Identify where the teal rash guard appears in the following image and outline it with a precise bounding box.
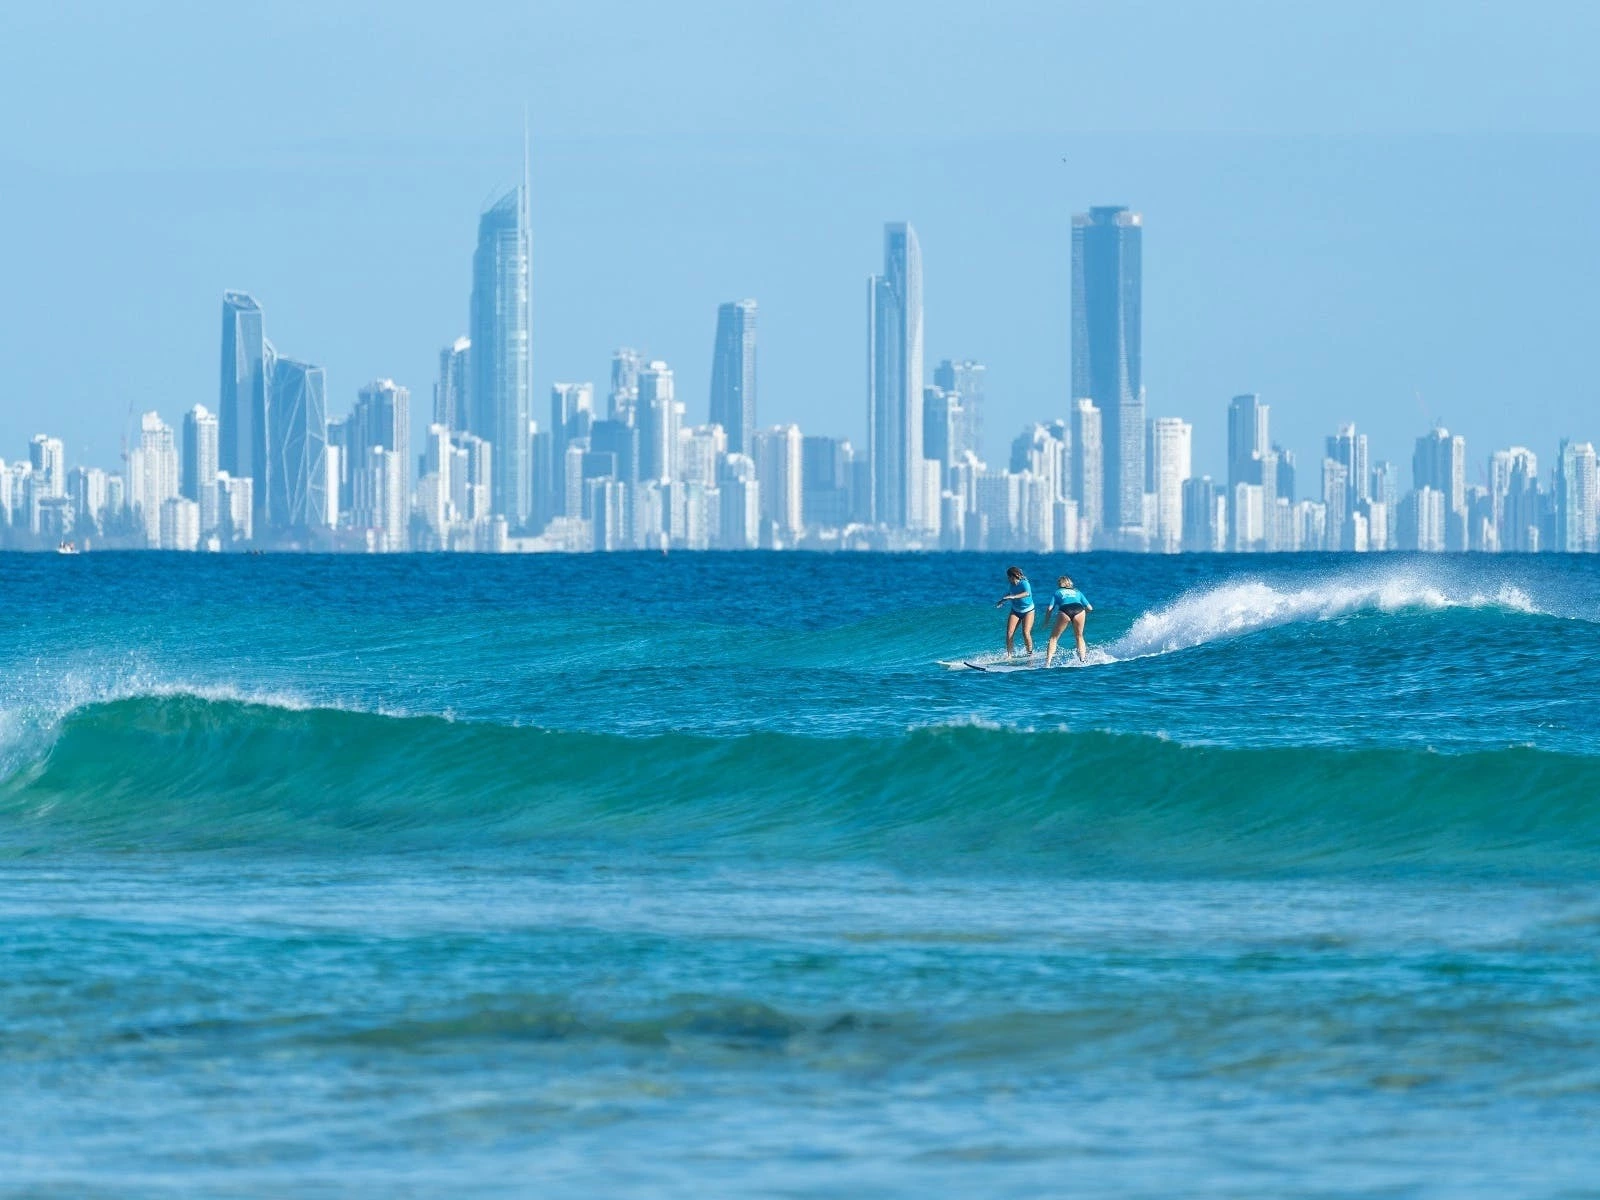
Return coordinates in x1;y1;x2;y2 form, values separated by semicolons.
1009;579;1034;614
1051;587;1089;610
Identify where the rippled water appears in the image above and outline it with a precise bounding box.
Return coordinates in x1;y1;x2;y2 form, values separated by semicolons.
2;551;1597;1196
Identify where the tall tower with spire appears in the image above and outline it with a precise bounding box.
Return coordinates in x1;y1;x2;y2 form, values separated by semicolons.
468;120;534;526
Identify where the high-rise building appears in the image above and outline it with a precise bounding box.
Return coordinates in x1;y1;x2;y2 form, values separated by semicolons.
1556;439;1599;552
29;436;64;497
1397;486;1447;552
1149;417;1192;554
355;447;406;552
1321;459;1350;550
922;386;965;482
1275;446;1297;504
352;379;410;503
214;472;252;544
1326;424;1369;509
867;221;928;531
468;166;532;527
1371;460;1401;510
159;497;201;552
710;300;757;457
182;405;220;533
1490;447;1540;553
933;359;986;460
1070;398;1103;540
801;435;854;530
453;433;492;523
753;424;804;543
1413;427;1467;548
66;467;107;536
718;453;760;549
434;337;470;431
637;362;680;483
1071;206;1144;538
129;411;179;548
609;349;642;423
266;358;330;534
219;292;269;523
1227;394;1272;548
1182;476;1224;552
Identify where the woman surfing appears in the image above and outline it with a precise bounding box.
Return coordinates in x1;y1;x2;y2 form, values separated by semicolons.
994;566;1036;658
1043;576;1092;666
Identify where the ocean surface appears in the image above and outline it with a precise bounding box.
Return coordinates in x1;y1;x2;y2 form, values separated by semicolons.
2;550;1598;1197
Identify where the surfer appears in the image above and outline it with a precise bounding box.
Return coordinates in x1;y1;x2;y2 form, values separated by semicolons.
1044;576;1092;666
994;566;1036;657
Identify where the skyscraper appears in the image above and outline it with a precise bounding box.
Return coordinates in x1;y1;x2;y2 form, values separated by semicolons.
867;221;927;530
352;380;410;490
753;424;804;544
609;349;642;423
1071;206;1143;539
129;411;178;548
1557;439;1599;552
266;358;330;534
1227;394;1272;549
1413;426;1467;548
219;292;268;523
1149;417;1192;554
922;386;964;482
1325;424;1369;507
182;405;220;534
468;159;532;527
1491;447;1539;551
710;300;757;457
933;359;986;460
637;361;680;483
434;337;470;431
1070;398;1103;539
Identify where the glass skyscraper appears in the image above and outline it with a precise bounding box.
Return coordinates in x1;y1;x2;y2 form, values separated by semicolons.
469;179;532;528
219;292;268;524
1071;207;1143;540
933;358;985;461
709;299;758;457
266;357;329;533
434;337;470;431
867;222;925;530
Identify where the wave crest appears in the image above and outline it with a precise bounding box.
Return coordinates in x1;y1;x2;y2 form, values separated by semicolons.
1104;572;1549;661
2;693;1597;874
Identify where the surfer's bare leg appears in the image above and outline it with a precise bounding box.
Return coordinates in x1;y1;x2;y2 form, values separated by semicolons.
1022;609;1036;656
1046;612;1069;667
1072;611;1088;662
1005;612;1020;656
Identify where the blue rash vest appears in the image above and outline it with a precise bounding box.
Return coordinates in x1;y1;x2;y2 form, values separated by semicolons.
1009;578;1034;615
1051;587;1089;611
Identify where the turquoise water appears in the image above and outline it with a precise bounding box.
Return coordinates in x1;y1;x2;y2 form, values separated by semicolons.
2;552;1598;1196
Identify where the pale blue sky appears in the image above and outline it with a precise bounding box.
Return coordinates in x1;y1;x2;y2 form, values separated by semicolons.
3;0;1600;483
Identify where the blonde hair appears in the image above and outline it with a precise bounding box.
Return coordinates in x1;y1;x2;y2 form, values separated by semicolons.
1058;576;1073;587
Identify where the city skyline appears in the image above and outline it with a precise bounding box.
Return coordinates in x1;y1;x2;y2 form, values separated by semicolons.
2;172;1596;554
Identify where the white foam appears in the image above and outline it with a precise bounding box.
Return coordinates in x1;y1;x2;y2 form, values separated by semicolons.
1099;572;1551;664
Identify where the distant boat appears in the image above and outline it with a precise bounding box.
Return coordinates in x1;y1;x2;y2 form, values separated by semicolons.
56;541;79;555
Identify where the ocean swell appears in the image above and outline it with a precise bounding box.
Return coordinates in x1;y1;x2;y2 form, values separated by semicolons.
1;693;1597;874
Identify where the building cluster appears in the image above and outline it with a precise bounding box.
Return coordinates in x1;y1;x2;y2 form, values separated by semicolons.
4;189;1598;554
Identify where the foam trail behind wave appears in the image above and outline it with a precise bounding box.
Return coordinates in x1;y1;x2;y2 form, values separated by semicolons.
1100;571;1546;662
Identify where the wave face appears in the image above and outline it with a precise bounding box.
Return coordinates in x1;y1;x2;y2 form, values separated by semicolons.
4;693;1598;874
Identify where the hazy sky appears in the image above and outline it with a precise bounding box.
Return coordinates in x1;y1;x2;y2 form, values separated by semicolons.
4;0;1600;484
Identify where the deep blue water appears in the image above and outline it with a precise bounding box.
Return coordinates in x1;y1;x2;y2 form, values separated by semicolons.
2;551;1598;1196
